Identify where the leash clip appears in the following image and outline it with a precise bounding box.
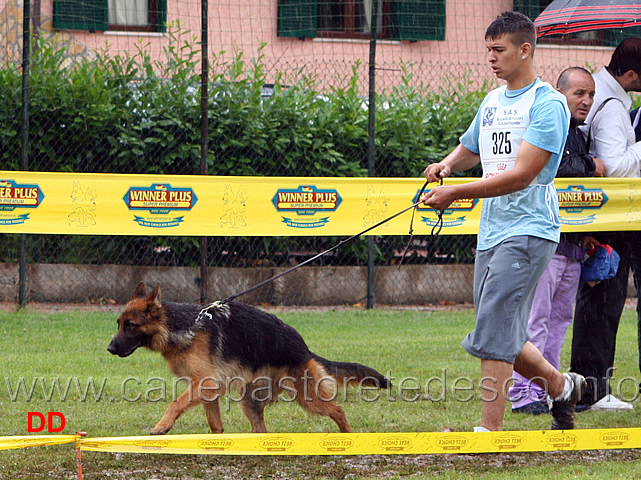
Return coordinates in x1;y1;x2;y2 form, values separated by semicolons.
196;301;224;324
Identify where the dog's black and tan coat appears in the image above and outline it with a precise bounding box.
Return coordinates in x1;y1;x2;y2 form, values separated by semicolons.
108;282;390;434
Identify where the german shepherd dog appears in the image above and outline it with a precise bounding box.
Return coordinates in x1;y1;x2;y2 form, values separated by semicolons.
108;282;390;434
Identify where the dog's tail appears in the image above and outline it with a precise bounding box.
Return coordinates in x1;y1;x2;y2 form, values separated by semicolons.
312;354;391;389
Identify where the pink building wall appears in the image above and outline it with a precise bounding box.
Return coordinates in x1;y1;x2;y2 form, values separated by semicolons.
0;0;617;90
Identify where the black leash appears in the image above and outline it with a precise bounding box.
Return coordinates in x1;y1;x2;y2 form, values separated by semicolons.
217;179;444;305
397;178;443;268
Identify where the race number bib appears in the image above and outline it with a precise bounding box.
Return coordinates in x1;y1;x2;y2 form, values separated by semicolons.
480;127;525;178
479;85;538;179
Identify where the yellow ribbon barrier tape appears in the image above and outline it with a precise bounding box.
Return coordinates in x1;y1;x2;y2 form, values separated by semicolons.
2;171;641;236
0;435;76;451
78;429;641;456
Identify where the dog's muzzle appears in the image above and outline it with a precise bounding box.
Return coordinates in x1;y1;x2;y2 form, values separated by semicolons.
107;336;140;357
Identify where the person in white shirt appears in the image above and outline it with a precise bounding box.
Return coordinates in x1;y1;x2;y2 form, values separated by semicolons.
570;38;641;412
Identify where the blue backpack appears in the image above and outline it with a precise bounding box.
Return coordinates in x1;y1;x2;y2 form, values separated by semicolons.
580;245;620;283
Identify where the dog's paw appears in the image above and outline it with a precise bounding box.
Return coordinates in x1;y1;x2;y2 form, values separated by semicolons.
149;426;169;435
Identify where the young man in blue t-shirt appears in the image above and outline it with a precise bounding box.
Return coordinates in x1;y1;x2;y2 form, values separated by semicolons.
422;11;584;432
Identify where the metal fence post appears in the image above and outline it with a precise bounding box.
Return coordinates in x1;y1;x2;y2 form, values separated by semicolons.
366;0;379;309
199;0;210;304
19;0;32;307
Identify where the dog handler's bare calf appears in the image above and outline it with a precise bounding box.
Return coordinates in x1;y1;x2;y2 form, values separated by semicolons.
108;282;390;434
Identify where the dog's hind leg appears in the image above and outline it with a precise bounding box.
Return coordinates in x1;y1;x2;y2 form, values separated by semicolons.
294;360;352;433
295;391;352;433
203;399;224;434
150;384;202;435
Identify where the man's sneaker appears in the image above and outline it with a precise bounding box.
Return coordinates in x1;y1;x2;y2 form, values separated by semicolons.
551;373;585;430
590;394;634;411
473;426;490;432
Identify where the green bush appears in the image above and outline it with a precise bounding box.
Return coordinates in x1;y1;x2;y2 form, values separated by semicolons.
1;24;487;266
2;24;488;177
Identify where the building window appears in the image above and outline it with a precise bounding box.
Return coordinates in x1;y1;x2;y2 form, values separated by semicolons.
53;0;167;33
278;0;446;42
514;0;641;47
108;0;161;32
318;0;389;39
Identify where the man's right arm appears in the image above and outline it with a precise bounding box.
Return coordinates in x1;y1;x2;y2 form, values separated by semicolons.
424;144;480;182
593;157;606;177
424;101;484;182
591;102;641;177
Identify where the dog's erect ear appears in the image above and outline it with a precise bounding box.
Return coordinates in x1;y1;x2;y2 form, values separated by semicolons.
132;282;147;299
148;284;162;306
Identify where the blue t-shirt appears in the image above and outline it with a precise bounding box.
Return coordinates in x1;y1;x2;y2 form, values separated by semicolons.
460;79;570;250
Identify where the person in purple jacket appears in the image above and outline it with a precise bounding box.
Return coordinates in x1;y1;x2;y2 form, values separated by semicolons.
510;66;604;415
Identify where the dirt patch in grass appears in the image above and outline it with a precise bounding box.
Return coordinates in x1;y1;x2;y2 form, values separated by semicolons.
0;300;477;315
2;297;637;315
15;449;638;480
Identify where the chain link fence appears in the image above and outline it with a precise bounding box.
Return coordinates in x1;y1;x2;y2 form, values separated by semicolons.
0;0;623;306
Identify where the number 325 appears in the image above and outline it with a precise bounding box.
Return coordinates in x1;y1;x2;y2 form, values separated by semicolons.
492;131;512;155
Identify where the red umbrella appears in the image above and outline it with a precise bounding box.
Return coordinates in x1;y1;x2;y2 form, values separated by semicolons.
534;0;641;37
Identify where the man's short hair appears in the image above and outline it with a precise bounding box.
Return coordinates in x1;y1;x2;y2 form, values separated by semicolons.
485;11;537;54
608;38;641;76
556;66;593;91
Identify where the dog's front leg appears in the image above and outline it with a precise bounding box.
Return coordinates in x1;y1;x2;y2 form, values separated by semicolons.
202;399;224;434
150;384;202;435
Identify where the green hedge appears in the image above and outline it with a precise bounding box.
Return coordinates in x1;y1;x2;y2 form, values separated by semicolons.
1;25;486;267
1;26;488;177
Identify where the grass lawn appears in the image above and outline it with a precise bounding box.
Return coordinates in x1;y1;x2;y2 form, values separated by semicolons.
1;305;640;479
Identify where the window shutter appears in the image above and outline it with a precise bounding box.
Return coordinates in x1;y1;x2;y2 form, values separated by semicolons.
389;0;445;41
604;26;641;47
513;0;545;21
53;0;107;32
277;0;317;38
156;0;167;33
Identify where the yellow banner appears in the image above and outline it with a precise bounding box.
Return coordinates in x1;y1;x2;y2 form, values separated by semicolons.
0;435;76;451
78;429;641;455
1;171;640;236
0;429;639;455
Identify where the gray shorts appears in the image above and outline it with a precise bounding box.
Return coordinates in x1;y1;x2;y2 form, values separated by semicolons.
462;236;557;363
